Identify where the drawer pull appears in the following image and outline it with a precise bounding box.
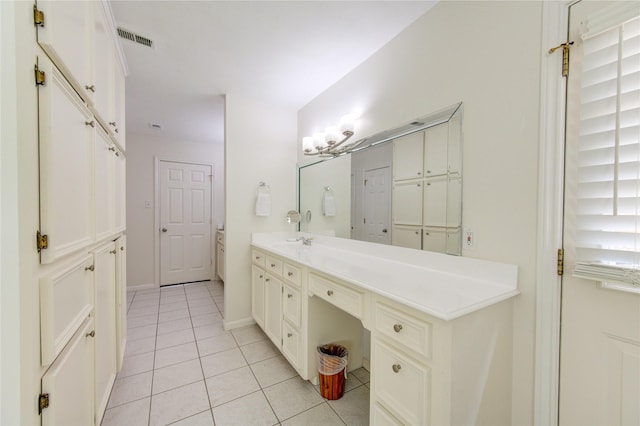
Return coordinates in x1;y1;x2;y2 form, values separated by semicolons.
85;120;95;128
287;333;292;338
393;324;403;333
271;263;276;268
327;290;334;296
265;278;270;282
288;272;294;277
84;265;94;272
86;330;95;338
287;293;293;298
110;249;117;254
259;275;263;279
85;84;96;92
392;363;402;373
255;256;261;260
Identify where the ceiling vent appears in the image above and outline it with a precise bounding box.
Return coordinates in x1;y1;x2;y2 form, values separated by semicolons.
117;27;154;49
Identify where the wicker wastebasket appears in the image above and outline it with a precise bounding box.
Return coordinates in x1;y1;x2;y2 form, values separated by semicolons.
317;344;348;400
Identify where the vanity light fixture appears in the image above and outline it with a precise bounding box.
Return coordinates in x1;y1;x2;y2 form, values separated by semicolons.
302;114;362;157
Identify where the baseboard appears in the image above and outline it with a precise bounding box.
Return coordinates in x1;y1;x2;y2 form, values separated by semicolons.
362;356;370;372
127;283;157;292
223;316;256;331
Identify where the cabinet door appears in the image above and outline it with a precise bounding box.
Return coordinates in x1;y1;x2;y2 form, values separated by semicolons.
112;54;126;149
91;1;113;123
114;151;126;233
36;1;92;103
391;226;422;250
41;318;95;426
115;236;127;371
282;285;301;328
38;57;95;264
264;274;283;347
251;266;265;328
423;177;447;227
446;228;461;255
446;176;462;227
447;114;462;175
93;242;117;422
424;123;448;177
95;126;114;241
282;321;301;370
393;132;424;180
422;227;447;253
392;181;423;225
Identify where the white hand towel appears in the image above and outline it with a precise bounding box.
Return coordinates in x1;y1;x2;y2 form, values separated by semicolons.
255;192;271;217
323;193;336;217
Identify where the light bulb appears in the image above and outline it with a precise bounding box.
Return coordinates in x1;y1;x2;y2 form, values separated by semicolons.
340;114;355;135
313;132;326;150
302;136;314;152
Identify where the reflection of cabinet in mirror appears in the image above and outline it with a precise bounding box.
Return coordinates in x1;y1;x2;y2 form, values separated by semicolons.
391;107;463;255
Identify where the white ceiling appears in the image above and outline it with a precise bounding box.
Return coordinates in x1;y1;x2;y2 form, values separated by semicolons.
111;1;436;144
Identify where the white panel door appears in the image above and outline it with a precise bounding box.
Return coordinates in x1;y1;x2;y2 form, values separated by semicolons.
560;2;640;424
160;161;212;286
38;56;94;264
93;242;116;422
364;166;391;244
41;318;95;426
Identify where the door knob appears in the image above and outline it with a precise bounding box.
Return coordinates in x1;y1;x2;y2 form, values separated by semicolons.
382;229;388;233
162;228;167;232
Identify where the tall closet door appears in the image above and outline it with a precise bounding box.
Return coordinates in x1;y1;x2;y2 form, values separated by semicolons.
38;57;95;264
95;126;114;241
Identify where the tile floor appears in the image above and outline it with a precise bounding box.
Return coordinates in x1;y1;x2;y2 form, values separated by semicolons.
101;281;370;426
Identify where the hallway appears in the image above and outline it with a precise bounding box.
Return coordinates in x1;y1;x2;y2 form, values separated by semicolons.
101;281;370;425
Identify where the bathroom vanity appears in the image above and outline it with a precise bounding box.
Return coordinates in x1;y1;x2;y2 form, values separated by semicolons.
251;232;518;425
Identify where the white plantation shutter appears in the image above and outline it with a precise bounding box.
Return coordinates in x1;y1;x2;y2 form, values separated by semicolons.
573;14;640;291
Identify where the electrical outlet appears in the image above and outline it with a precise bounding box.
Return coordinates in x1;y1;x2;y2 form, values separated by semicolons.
464;229;474;248
144;200;152;209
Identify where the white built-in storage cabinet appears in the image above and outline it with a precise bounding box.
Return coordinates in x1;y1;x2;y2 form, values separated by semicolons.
391;109;462;255
251;242;515;425
34;1;127;424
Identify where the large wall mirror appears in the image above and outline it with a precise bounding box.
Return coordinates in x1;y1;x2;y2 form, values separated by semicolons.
299;103;463;255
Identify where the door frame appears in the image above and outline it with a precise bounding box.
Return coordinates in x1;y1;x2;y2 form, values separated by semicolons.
154;158;215;287
535;1;575;424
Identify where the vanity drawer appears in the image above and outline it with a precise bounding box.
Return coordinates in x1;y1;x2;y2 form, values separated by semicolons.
266;255;283;276
40;255;95;366
373;340;430;426
375;303;432;359
283;284;301;327
283;262;301;287
252;249;266;268
308;273;364;319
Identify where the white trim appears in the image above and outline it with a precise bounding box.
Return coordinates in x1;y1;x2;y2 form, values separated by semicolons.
534;1;571;424
101;0;129;76
127;283;157;292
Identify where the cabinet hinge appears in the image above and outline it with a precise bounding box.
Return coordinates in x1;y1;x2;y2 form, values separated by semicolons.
548;42;574;77
33;5;45;27
557;248;564;276
36;230;48;252
38;393;49;414
34;65;46;86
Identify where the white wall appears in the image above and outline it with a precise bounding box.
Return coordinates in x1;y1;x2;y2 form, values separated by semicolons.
125;132;224;288
224;94;297;328
298;2;542;423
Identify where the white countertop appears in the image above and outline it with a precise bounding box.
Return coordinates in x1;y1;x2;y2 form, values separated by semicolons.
251;232;519;321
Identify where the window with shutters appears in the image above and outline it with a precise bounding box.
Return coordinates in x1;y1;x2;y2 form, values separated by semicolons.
572;11;640;293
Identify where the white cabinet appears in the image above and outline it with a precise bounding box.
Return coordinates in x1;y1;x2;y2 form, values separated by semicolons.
447;115;462;175
115;236;127;370
112;59;126;149
264;274;283;346
423;176;447;227
422;227;447;253
91;1;112;122
41;318;95;426
114;151;126;232
446;177;462;227
392;226;422;249
37;56;95;264
93;242;117;422
423;123;448;177
392;181;423;226
251;265;265;328
393;132;424;181
95;126;114;241
216;231;225;281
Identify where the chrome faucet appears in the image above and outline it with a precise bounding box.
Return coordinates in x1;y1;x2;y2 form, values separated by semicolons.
301;236;313;246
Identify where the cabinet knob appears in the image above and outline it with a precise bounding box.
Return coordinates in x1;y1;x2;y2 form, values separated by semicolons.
393;324;403;333
288;272;293;277
86;330;96;338
84;264;94;272
426;170;431;174
110;249;117;254
108;146;116;151
417;172;422;175
271;263;276;268
120;246;125;251
327;290;334;296
85;120;95;128
415;231;419;235
287;293;293;299
287;333;292;338
265;278;270;282
85;84;95;92
109;121;117;127
382;228;388;233
392;363;402;373
259;275;263;279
